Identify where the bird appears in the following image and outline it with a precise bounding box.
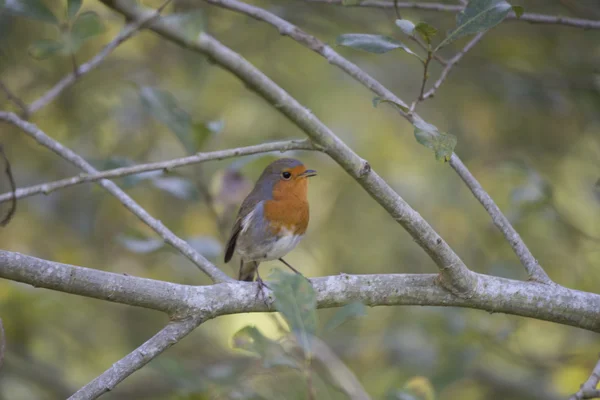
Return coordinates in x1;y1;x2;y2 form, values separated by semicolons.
224;158;317;288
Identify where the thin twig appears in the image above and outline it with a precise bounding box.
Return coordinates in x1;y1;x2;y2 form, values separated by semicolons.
0;111;232;283
570;356;600;400
301;0;600;30
195;0;552;284
0;139;317;204
28;0;173;114
0;80;29;116
0;145;17;226
421;31;485;101
68;315;206;400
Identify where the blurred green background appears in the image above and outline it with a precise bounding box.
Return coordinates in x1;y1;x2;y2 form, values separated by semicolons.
1;0;600;398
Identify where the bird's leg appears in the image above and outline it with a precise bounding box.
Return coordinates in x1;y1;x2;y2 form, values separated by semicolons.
278;258;311;283
254;265;271;305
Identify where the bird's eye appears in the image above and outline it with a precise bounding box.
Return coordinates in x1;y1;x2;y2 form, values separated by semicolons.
281;171;292;180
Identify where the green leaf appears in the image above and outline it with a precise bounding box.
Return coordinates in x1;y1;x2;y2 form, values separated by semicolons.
512;5;524;18
2;0;58;24
117;235;164;253
414;22;438;44
436;0;512;51
395;19;416;36
151;176;199;200
270;270;318;355
336;34;420;59
232;326;299;369
323;302;366;333
67;0;81;19
413;119;457;162
28;39;64;59
372;96;410;113
69;10;104;52
140;87;213;155
162;10;204;42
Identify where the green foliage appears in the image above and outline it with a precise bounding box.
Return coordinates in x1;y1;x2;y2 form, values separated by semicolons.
436;0;513;51
28;39;64;59
151;176;200;201
68;11;104;52
232;326;299;368
341;0;361;5
414;22;438;45
67;0;82;19
1;0;58;24
395;19;416;36
336;33;421;60
322;301;366;333
512;5;524;18
269;270;318;355
139;87;220;155
413;119;457;162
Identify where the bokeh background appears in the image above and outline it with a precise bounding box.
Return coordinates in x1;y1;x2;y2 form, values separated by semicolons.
1;0;600;398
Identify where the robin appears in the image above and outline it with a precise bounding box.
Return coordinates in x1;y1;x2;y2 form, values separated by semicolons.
224;158;317;287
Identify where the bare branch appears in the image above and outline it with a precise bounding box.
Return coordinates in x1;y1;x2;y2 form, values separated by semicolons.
449;155;550;283
0;145;17;226
2;249;600;333
68;315;206;400
0;111;232;283
100;0;475;295
0;80;28;116
195;0;552;284
421;32;485;101
301;0;600;30
570;357;600;400
28;0;172;115
0;139;317;205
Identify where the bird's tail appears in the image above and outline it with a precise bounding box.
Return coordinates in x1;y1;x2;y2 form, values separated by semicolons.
238;260;259;282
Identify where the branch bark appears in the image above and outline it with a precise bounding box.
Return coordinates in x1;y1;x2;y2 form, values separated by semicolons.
2;250;600;333
68;315;206;400
0;139;317;204
99;0;476;295
571;357;600;400
0;111;232;284
301;0;600;30
196;0;551;284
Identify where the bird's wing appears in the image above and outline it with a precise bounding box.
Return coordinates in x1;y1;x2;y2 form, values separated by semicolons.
224;194;263;263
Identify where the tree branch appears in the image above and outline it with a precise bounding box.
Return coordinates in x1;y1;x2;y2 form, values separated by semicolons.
301;0;600;30
99;0;476;295
571;357;600;400
0;139;317;204
68;315;206;400
421;32;485;101
27;0;172;115
196;0;551;284
2;249;600;333
0;111;232;283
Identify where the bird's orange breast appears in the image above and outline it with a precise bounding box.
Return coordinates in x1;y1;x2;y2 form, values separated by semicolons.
264;198;309;236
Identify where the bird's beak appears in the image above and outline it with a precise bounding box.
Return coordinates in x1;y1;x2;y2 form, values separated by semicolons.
298;169;317;178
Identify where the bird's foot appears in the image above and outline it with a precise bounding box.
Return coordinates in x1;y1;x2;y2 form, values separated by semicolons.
255;274;271;305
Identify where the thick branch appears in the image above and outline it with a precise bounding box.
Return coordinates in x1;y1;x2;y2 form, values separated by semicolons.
0;139;317;204
302;0;600;30
571;357;600;400
100;0;476;295
197;0;551;284
68;315;206;400
2;249;600;332
28;0;171;115
0;111;232;283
